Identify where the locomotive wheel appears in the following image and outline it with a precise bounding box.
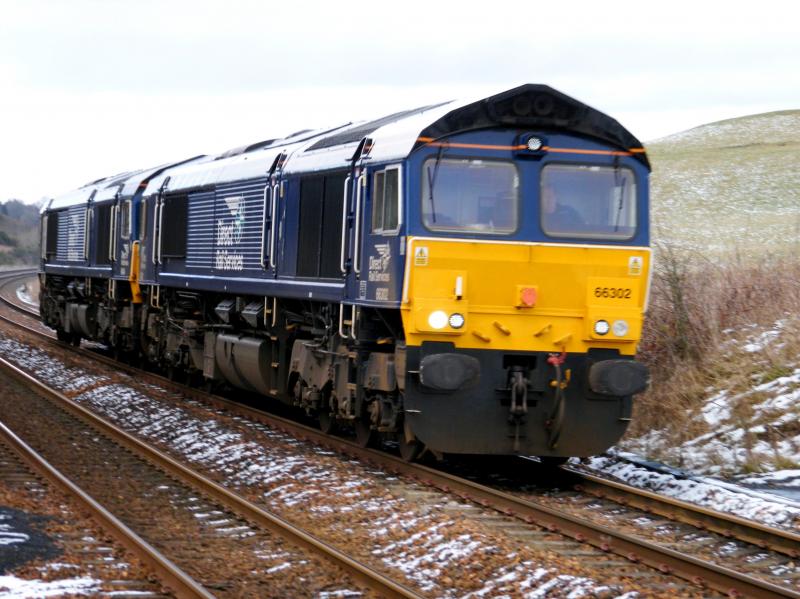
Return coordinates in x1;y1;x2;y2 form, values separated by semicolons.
318;410;336;435
354;417;377;448
56;329;70;343
354;398;379;448
398;419;423;462
398;436;423;462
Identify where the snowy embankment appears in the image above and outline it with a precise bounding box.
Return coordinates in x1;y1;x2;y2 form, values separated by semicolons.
612;317;800;518
583;454;800;531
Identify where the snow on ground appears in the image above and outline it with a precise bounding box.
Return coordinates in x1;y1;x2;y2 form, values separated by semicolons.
0;575;100;598
584;455;800;530
15;284;36;307
738;469;800;487
459;565;636;599
0;514;29;547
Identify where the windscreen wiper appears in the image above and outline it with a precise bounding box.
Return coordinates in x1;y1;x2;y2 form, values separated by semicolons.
426;145;445;223
613;156;626;232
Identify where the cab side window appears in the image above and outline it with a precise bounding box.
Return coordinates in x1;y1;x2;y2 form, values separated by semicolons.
371;166;401;234
120;200;132;239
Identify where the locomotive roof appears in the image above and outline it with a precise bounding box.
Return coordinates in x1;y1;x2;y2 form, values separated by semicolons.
47;84;649;207
145;84;648;194
45;157;210;211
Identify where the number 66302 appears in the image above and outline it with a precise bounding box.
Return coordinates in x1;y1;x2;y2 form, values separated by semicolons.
594;287;631;299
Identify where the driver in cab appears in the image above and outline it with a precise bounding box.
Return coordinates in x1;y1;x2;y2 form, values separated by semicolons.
541;184;584;233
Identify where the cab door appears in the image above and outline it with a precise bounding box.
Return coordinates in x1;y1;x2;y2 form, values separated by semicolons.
260;175;282;279
341;138;376;305
338;159;406;340
137;188;162;285
111;192;133;280
358;163;404;305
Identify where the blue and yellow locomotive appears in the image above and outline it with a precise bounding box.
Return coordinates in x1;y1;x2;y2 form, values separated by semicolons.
39;84;650;460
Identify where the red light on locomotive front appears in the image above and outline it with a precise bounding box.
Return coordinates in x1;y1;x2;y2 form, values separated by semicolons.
520;287;537;307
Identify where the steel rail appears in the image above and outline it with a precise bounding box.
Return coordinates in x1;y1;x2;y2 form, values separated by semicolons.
561;464;800;559
0;268;39;316
1;270;797;598
0;353;423;599
0;419;214;599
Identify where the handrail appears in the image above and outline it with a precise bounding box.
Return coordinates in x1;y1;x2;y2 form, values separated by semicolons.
115;203;121;259
339;175;351;274
259;183;271;268
156;199;164;265
108;204;118;262
40;215;47;260
268;183;279;270
83;207;91;260
151;198;159;265
352;175;365;275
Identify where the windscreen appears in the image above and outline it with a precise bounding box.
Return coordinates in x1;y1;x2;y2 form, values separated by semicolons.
541;164;637;240
422;158;519;234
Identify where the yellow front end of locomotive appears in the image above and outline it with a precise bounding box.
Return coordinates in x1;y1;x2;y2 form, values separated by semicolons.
401;237;651;355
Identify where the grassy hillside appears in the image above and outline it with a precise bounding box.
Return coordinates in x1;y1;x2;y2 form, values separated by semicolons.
0;200;40;265
647;110;800;254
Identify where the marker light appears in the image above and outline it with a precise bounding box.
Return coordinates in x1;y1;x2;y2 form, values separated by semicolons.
448;313;465;329
526;136;543;151
594;320;610;335
612;320;629;337
520;287;537;307
428;310;449;330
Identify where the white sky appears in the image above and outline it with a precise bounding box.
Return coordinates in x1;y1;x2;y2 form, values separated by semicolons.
1;0;798;204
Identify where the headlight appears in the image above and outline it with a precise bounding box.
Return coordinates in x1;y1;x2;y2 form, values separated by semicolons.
428;310;449;330
594;320;610;335
612;320;629;337
448;313;465;329
526;136;543;151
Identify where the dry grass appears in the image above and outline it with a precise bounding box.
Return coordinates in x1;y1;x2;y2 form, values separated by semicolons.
628;247;800;442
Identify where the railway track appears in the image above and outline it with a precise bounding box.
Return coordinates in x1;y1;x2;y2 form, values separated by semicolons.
1;268;799;598
0;421;171;598
0;269;35;313
0;419;208;599
0;351;421;597
560;462;799;557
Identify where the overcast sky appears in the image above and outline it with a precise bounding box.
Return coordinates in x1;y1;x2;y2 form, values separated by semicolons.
1;0;798;204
